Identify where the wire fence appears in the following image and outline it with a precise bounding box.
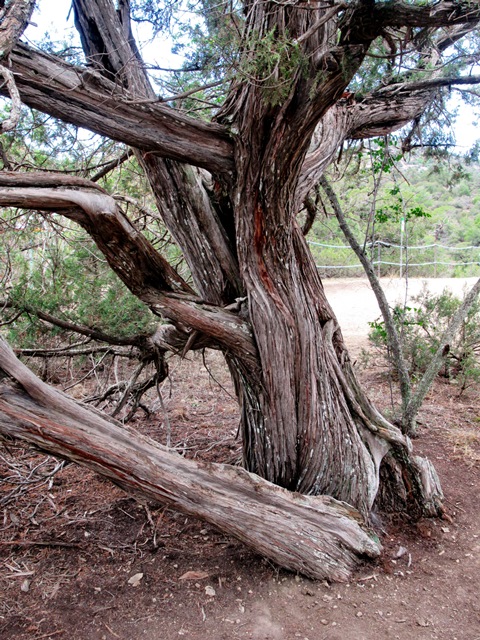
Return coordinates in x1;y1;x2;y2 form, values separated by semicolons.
308;240;480;278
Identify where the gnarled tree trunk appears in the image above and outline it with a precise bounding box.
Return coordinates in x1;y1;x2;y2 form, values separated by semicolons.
2;0;473;579
227;108;441;518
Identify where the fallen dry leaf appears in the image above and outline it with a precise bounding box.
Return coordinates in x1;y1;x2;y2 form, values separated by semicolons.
179;570;209;581
127;572;144;587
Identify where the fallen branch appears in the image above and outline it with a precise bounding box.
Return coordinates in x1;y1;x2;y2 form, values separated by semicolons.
0;337;380;581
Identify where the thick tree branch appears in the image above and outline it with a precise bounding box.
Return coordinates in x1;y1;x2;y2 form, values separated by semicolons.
348;86;442;140
3;44;234;174
0;338;381;582
71;0;241;304
370;0;480;31
0;177;193;295
297;108;351;206
373;74;480;95
347;72;480;139
0;172;256;365
298;72;477;201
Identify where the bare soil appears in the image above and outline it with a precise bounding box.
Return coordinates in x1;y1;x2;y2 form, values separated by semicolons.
323;276;480;357
1;278;480;640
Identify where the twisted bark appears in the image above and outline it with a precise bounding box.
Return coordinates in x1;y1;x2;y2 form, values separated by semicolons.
0;338;380;582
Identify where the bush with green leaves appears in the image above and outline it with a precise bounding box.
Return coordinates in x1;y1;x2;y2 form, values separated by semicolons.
2;220;156;350
367;286;480;393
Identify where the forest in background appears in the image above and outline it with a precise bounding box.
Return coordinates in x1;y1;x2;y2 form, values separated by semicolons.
309;145;480;278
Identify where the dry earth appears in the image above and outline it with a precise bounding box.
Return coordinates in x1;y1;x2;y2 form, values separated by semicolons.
323;276;480;357
1;278;480;640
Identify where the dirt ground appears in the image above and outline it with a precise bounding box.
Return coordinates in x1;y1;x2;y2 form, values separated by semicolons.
323;276;480;357
1;278;480;640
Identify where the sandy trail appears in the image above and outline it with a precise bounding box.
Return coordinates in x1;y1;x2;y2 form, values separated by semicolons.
322;276;479;355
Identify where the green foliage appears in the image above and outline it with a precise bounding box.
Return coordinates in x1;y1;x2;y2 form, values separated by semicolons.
375;185;431;224
241;28;307;105
368;138;403;175
3;222;156;349
367;288;480;393
309;140;480;278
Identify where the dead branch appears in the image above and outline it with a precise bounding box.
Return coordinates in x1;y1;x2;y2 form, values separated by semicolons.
0;337;380;581
0;66;21;133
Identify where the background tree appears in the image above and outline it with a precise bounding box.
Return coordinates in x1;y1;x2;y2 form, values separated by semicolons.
2;0;480;578
317;169;480;435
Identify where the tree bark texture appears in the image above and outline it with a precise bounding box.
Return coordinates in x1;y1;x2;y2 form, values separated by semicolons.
211;2;440;518
0;338;380;582
1;0;471;575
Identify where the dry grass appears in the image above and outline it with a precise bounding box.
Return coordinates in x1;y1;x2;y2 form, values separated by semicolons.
444;425;480;464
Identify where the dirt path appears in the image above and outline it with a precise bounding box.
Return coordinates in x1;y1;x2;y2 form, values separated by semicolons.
323;276;479;356
1;278;480;640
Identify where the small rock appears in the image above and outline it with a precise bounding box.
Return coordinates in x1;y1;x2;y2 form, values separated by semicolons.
416;618;430;627
127;572;144;587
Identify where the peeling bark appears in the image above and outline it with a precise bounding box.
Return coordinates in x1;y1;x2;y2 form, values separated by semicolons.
0;0;35;58
3;44;233;174
0;338;380;582
1;0;475;578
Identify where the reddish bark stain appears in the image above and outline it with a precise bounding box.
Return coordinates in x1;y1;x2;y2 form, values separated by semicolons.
251;202;295;328
253;201;265;254
253;202;276;294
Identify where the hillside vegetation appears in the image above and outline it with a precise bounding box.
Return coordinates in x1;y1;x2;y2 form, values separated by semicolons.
308;146;480;278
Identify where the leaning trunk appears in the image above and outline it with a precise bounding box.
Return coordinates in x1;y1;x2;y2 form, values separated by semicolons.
227;100;442;519
0;338;381;582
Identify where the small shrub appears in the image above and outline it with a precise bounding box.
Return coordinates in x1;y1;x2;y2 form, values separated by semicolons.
366;286;480;393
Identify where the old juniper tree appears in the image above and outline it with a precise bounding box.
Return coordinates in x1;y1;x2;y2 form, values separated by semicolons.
1;0;480;579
